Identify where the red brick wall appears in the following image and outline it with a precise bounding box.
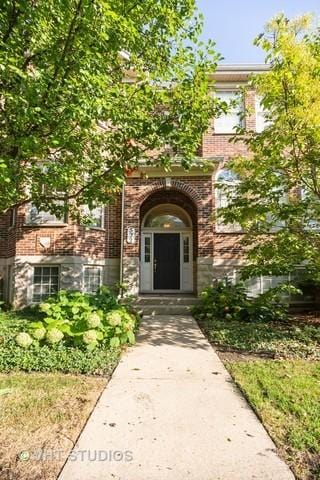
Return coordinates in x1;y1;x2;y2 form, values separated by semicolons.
123;176;214;258
0;211;10;258
214;233;244;260
0;181;248;263
0;88;258;264
200;89;256;158
140;188;198;260
105;195;122;259
0;196;123;260
0;209;18;258
9;205;108;259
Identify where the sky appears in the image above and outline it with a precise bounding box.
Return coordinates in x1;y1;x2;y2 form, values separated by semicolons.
196;0;319;63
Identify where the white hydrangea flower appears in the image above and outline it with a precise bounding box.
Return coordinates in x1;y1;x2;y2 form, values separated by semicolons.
83;330;98;344
15;332;33;348
32;327;46;340
87;312;101;329
107;311;122;327
46;328;64;344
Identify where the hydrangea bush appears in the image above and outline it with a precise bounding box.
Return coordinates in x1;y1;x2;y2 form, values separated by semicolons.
16;287;139;351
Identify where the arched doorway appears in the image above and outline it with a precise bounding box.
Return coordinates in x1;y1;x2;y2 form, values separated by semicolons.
140;203;193;292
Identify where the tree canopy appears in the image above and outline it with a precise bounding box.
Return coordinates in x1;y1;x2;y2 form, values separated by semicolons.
0;0;222;217
219;14;320;281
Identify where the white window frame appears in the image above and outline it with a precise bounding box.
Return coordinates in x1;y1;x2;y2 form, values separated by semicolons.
31;265;60;303
255;95;269;133
214;90;244;134
9;208;16;227
82;205;105;229
83;266;103;294
244;271;312;302
215;169;242;233
140;205;193;293
25;203;66;226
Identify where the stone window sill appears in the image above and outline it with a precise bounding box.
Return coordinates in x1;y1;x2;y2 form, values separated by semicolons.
82;226;106;232
23;223;69;228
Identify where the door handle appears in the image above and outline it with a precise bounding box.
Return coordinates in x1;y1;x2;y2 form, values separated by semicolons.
154;260;157;272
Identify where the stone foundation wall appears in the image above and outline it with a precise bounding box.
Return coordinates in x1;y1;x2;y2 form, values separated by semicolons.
6;256;121;309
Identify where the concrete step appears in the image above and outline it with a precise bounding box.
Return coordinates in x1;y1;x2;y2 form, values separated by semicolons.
134;295;199;315
138;304;195;316
135;296;199;306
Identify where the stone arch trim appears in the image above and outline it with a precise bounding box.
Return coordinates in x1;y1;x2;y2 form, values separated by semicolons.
137;178;201;207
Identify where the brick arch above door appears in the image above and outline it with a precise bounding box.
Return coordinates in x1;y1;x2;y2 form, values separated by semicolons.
123;176;214;259
140;189;198;262
137;178;202;208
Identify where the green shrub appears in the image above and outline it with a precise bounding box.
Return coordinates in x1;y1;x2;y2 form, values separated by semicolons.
192;280;250;322
193;280;296;323
15;287;139;351
247;284;293;323
0;340;120;374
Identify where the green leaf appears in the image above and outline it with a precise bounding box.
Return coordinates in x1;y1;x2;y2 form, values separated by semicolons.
96;331;104;341
29;321;45;329
110;337;120;348
127;331;135;345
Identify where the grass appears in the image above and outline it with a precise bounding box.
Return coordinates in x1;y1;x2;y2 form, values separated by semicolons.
198;318;320;359
0;308;120;375
228;360;320;480
0;303;132;478
0;372;106;480
195;314;320;478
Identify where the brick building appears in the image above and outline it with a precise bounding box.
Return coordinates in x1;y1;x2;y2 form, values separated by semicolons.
0;64;279;308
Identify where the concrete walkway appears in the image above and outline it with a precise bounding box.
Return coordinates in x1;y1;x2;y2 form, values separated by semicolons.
59;315;294;480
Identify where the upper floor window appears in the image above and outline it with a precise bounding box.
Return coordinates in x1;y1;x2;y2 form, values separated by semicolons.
26;204;65;225
214;91;244;134
82;206;104;229
255;95;269;132
215;168;242;232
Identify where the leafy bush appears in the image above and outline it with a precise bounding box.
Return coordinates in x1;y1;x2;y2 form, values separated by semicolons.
192;281;250;322
193;280;296;323
247;284;294;323
15;287;139;351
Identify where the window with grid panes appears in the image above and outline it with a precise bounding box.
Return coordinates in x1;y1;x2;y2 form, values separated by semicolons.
83;266;102;293
32;266;59;302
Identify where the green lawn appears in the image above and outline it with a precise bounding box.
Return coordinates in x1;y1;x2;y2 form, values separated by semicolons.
0;302;134;479
0;373;106;480
0;307;122;478
228;360;320;480
195;315;320;479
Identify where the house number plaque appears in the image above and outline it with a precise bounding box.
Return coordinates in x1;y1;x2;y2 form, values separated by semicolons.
127;227;136;244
